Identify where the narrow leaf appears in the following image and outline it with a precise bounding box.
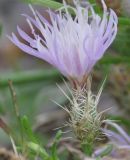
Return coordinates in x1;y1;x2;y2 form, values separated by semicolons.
27;142;49;159
22;0;63;10
21;115;37;143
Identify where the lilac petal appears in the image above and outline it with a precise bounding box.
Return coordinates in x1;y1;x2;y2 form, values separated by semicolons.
8;33;39;55
73;51;83;76
103;26;117;51
17;26;36;48
105;121;130;144
94;147;107;157
8;33;53;65
103;26;117;49
102;11;117;50
22;14;39;28
118;145;130;150
36;11;52;28
103;129;128;145
98;1;107;35
8;1;118;82
94;145;113;157
103;9;117;40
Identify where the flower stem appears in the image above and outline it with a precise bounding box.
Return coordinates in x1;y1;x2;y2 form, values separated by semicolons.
82;143;93;157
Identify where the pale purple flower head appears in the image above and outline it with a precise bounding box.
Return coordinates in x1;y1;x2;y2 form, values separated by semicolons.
8;0;118;84
94;122;130;157
103;121;130;150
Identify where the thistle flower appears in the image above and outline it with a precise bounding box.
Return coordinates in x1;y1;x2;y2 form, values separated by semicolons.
8;0;118;85
103;121;130;150
94;122;130;157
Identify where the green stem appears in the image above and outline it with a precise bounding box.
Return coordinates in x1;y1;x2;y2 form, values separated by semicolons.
82;143;93;157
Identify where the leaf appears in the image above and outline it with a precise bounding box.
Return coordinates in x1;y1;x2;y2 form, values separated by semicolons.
27;142;49;159
98;144;113;158
22;0;63;10
0;69;60;88
21;115;37;143
100;55;130;64
50;130;62;160
119;17;130;26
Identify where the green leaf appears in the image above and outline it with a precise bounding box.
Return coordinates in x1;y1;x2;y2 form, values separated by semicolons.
54;130;62;142
119;17;130;26
21;115;37;143
100;55;130;64
22;0;63;10
50;130;62;160
98;144;113;158
0;69;61;88
27;142;49;159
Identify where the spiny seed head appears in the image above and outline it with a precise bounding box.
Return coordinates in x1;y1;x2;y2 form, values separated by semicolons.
58;77;107;144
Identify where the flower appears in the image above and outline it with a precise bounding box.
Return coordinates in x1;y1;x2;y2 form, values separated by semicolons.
8;0;118;84
103;121;130;150
94;121;130;157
